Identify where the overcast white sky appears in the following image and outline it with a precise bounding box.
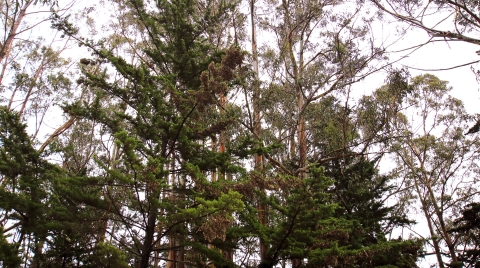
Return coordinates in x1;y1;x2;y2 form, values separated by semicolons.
362;22;480;114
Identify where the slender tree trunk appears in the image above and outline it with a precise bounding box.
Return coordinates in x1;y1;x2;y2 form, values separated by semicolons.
138;194;159;268
0;45;12;86
412;141;459;265
297;92;306;178
414;177;446;268
0;1;31;86
282;0;306;265
167;157;176;268
424;176;458;263
18;55;46;117
178;248;185;268
219;93;227;163
139;152;164;268
166;238;176;268
0;2;31;63
403;146;446;268
209;138;217;268
250;0;267;263
98;141;121;245
219;93;234;263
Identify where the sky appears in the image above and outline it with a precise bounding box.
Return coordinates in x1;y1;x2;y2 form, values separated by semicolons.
362;16;480;115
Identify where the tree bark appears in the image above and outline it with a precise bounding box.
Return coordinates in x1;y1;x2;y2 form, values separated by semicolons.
0;1;32;64
250;0;268;263
138;200;158;268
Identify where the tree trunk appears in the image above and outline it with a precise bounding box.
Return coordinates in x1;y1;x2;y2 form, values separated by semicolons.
250;0;267;263
0;1;31;64
138;202;158;268
413;142;459;265
167;157;177;268
414;178;445;268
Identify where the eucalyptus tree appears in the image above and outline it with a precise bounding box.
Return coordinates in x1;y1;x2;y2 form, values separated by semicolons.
240;0;388;265
378;74;480;268
368;0;480;132
1;0;77;131
232;89;422;267
0;1;102;266
0;1;87;202
369;0;480;47
0;0;54;65
246;0;387;186
0;0;437;267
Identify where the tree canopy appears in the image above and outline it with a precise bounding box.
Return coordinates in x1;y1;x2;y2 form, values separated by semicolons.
0;0;479;267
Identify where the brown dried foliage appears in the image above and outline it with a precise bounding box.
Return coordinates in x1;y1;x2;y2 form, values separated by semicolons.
199;213;232;242
198;47;244;103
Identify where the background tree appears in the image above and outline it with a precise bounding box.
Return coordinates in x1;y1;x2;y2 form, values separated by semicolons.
231;0;422;265
368;0;480;133
369;0;480;47
375;74;480;268
449;202;480;268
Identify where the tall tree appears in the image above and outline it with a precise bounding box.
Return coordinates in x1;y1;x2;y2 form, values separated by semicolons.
0;106;107;267
231;87;422;267
0;0;449;267
237;0;414;265
382;74;480;267
368;0;480;132
53;0;247;267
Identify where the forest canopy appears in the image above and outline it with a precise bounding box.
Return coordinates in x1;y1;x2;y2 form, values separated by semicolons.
0;0;479;267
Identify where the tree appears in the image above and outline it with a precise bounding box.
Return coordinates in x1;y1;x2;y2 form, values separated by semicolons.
368;0;480;132
1;102;131;267
53;0;248;266
382;74;480;268
0;227;21;267
325;156;421;267
449;202;480;268
240;0;387;264
229;85;422;267
242;161;421;268
0;0;443;266
369;0;480;47
1;0;77;137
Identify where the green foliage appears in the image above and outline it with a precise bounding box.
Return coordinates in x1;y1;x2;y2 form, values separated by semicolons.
86;242;130;268
381;73;480;267
51;0;248;266
2;0;449;266
324;157;421;267
0;227;21;268
448;203;480;267
0;105;52;242
0;106;113;266
237;160;421;268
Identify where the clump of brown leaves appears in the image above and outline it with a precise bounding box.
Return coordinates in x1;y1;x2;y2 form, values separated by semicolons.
198;47;244;105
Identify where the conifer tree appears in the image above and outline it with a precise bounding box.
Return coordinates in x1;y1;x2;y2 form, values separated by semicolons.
53;0;247;266
449;202;480;268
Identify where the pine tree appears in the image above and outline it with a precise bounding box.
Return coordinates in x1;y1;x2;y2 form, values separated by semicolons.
324;156;421;267
0;105;119;266
53;0;246;266
449;202;480;268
